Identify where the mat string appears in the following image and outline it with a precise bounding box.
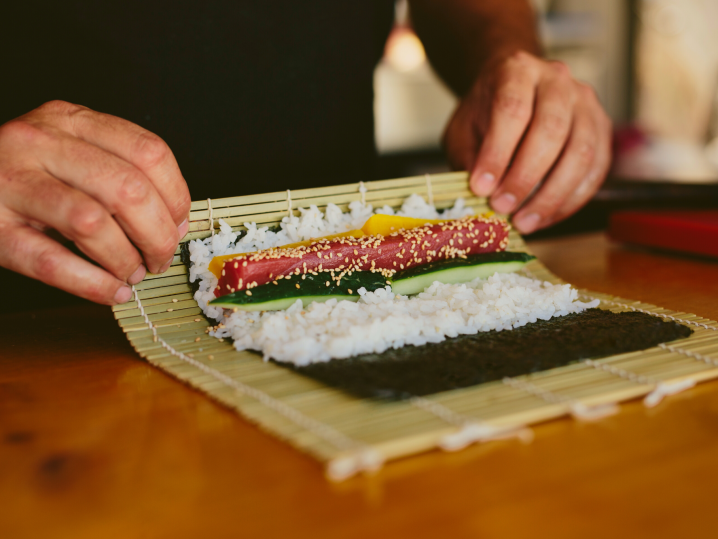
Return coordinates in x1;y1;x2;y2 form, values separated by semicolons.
584;358;696;408
359;181;367;206
425;174;434;207
130;285;383;481
502;376;619;421
207;198;215;236
286;189;292;219
409;396;533;451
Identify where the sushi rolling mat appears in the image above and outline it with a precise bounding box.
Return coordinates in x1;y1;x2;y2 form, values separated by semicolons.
111;172;718;481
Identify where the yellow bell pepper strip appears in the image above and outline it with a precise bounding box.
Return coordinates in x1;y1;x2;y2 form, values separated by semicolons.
359;214;445;236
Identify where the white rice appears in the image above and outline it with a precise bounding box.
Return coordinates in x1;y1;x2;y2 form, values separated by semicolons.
187;195;599;365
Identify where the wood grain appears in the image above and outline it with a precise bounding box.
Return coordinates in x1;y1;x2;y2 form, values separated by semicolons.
2;232;718;539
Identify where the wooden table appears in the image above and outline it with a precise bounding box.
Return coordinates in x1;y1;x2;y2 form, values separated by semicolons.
2;232;718;539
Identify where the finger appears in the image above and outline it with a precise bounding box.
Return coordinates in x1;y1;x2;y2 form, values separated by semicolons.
0;220;134;305
33;129;180;273
3;168;146;284
511;101;598;234
469;53;540;197
38;101;190;227
443;102;480;172
489;67;577;215
545;107;612;226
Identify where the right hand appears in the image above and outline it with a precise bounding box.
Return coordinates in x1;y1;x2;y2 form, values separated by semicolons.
0;100;191;305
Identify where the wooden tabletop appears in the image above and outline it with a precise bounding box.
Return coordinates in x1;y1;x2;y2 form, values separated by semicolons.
2;232;718;539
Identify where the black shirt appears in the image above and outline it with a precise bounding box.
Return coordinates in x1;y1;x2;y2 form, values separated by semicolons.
0;1;395;311
2;0;395;199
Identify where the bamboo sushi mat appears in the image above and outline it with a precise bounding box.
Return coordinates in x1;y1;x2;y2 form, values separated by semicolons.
112;172;718;481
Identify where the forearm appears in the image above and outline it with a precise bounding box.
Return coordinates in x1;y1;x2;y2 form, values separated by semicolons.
409;0;541;96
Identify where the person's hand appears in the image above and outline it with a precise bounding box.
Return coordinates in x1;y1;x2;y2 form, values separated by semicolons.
0;100;191;305
444;51;612;234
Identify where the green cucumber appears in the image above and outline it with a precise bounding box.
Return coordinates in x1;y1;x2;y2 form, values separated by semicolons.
390;252;535;296
209;271;388;310
210;251;535;311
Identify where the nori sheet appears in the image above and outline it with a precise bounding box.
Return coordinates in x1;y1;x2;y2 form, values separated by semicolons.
281;309;692;399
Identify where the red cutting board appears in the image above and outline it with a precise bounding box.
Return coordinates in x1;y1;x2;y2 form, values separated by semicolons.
608;210;718;258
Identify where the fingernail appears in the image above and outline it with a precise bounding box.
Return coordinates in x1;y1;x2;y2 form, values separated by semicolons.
128;264;146;285
471;172;497;196
177;218;189;239
114;285;133;305
492;193;517;214
514;212;541;234
159;257;174;274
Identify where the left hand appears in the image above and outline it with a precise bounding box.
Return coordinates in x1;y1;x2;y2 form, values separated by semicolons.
443;51;612;234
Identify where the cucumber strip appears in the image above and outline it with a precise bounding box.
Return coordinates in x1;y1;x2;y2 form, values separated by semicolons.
209;271;388;309
391;252;535;296
210;295;360;311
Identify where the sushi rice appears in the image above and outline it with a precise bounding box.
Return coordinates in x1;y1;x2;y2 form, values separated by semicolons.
188;195;599;365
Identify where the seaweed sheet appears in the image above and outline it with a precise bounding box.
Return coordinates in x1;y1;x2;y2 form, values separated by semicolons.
283;309;692;399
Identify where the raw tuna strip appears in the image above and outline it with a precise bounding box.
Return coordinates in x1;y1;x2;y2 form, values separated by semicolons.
207;214;448;279
215;215;510;297
207;229;365;279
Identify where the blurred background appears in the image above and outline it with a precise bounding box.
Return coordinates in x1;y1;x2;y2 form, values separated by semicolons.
375;0;718;237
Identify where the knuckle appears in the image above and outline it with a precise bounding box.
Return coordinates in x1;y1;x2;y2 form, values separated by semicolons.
69;203;106;238
0;119;42;145
575;138;596;164
118;170;151;206
2;226;27;265
132;132;170;170
38;100;81;116
493;91;532;123
33;245;62;281
551;61;572;78
579;83;604;110
538;110;571;139
507;50;534;67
